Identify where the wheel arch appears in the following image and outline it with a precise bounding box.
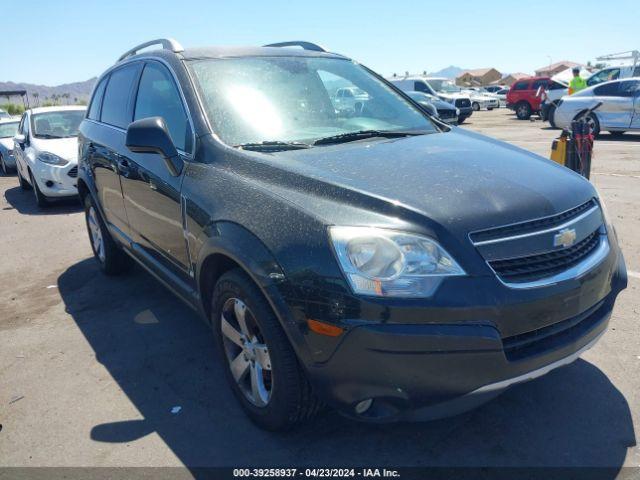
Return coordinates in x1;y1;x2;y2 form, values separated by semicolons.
195;222;313;365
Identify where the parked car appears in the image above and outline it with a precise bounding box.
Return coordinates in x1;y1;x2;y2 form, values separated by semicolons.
494;87;509;107
0;109;11;120
13;106;86;207
553;78;640;136
484;85;507;93
506;76;550;119
539;79;572;128
78;38;626;431
461;87;500;111
331;86;370;115
389;76;473;123
0;117;20;174
586;65;640;88
406;91;459;124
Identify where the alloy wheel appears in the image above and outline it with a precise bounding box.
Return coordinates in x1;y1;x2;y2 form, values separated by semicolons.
220;297;272;407
87;206;105;263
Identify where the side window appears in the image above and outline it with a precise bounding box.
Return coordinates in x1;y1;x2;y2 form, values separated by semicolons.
594;82;620;96
101;63;141;129
134;62;192;152
88;76;108;121
512;81;528;91
414;81;428;93
619;80;640;97
531;79;548;91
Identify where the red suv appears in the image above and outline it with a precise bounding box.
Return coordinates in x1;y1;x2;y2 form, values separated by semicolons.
506;76;550;120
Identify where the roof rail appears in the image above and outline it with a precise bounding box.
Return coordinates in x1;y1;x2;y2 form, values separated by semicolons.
118;38;184;62
263;41;328;52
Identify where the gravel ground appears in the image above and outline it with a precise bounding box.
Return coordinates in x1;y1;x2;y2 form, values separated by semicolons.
0;108;638;474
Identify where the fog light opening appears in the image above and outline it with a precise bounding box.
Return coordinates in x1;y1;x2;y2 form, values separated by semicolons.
354;398;373;415
45;180;54;188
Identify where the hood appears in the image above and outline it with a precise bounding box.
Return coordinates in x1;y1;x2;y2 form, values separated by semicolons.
266;129;595;237
31;136;78;163
0;138;13;150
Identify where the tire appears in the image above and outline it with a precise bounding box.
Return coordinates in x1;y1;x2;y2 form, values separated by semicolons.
609;131;625;137
548;105;557;129
515;101;532;120
29;171;49;208
472;102;480;111
17;166;31;190
211;268;321;430
0;154;9;175
84;195;132;275
583;113;601;137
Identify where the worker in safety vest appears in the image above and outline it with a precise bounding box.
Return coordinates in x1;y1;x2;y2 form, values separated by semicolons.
568;67;587;95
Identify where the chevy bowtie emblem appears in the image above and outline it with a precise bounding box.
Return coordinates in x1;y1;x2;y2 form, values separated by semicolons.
554;228;577;248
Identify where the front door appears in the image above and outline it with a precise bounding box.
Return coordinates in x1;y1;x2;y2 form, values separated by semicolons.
119;61;194;283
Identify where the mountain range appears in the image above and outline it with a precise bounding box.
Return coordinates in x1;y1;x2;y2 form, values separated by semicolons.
0;78;97;104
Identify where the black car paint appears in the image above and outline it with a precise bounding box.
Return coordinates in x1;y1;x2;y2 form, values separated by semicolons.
78;47;627;420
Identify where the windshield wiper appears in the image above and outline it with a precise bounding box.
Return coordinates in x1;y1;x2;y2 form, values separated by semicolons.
235;141;311;152
313;130;427;146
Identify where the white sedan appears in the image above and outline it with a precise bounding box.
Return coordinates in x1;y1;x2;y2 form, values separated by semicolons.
13;106;87;207
554;78;640;136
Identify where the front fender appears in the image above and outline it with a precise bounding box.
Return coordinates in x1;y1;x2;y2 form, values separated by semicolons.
195;221;314;366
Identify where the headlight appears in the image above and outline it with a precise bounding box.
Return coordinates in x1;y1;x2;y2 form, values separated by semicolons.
38;152;68;166
455;108;460;115
329;227;465;298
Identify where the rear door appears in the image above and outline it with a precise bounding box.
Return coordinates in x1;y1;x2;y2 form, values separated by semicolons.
119;60;194;283
628;81;640;129
85;63;142;238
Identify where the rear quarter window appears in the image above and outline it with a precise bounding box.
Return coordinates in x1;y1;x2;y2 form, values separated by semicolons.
87;76;108;121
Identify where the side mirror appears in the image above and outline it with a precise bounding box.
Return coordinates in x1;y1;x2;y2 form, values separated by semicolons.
126;117;181;176
14;133;26;147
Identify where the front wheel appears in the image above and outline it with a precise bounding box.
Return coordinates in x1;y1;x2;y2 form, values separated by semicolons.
472;102;480;111
212;269;321;430
84;195;132;275
584;113;601;137
29;171;49;208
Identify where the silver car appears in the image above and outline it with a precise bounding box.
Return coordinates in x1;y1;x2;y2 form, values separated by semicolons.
554;78;640;136
0;117;20;174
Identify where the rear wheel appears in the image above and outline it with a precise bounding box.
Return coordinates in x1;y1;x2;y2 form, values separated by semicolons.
548;104;557;128
29;171;49;208
84;195;132;275
0;154;10;175
515;101;532;120
212;268;321;430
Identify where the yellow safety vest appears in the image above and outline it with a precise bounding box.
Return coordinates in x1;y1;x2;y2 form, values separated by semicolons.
569;76;587;95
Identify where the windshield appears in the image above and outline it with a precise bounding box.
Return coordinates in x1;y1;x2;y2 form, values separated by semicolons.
188;56;437;146
0;121;19;138
439;81;461;93
31;110;85;139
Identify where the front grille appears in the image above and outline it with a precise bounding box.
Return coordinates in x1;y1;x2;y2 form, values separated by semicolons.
470;199;597;243
455;98;471;108
503;299;607;361
488;231;600;283
68;166;78;178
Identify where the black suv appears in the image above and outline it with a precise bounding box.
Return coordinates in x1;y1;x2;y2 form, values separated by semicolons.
78;39;627;430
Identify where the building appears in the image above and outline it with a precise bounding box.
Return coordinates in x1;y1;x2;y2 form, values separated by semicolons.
455;68;502;86
534;61;583;77
496;72;531;86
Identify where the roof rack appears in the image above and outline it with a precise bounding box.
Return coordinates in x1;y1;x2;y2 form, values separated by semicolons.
118;38;184;62
263;41;328;52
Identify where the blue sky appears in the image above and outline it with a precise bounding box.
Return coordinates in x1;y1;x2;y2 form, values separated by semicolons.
0;0;636;85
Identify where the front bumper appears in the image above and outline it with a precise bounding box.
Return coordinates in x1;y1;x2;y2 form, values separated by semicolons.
457;106;473;120
32;160;78;197
303;243;627;422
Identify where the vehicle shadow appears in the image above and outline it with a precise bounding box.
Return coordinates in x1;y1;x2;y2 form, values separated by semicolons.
3;185;82;215
57;259;636;472
598;133;640;142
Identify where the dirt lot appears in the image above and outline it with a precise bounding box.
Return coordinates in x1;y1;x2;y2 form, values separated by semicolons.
1;108;639;473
